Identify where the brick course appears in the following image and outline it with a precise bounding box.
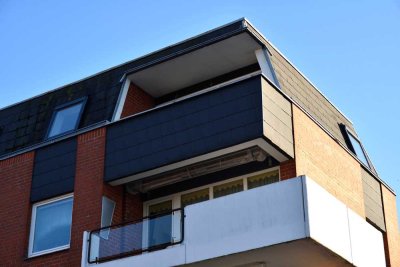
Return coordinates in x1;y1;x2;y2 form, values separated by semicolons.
292;105;365;217
121;83;155;118
279;159;296;180
381;186;400;267
0;152;34;266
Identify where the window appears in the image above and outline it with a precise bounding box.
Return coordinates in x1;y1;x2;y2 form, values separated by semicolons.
29;194;73;257
347;133;370;166
100;197;115;239
143;168;280;250
213;179;243;198
47;98;86;138
181;188;209;208
145;167;280;214
247;170;279;189
148;201;173;247
341;124;372;169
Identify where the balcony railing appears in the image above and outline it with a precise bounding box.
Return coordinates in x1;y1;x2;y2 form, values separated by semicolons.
87;208;184;264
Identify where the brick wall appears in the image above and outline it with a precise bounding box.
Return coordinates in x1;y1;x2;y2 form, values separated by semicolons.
292;105;365;217
381;186;400;267
280;159;296;180
121;83;155;118
0;127;144;266
0;152;34;266
68;127;108;265
123;192;143;222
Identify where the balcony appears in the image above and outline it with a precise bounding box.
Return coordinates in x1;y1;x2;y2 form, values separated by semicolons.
87;209;184;264
81;176;386;267
104;74;294;186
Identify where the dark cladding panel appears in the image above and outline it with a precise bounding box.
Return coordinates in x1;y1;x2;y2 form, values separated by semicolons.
361;168;386;231
31;138;77;202
105;76;263;182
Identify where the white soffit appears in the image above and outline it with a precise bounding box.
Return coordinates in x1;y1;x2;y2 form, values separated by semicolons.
127;32;261;97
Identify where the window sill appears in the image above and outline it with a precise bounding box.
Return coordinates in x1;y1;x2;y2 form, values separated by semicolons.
27;245;70;259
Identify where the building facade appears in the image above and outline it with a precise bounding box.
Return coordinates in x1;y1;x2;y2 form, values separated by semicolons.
0;19;399;267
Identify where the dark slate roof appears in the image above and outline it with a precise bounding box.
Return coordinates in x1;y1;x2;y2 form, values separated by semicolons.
0;69;123;156
0;18;355;160
0;19;248;158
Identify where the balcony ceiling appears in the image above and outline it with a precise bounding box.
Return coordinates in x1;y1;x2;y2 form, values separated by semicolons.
127;32;261;97
183;239;353;267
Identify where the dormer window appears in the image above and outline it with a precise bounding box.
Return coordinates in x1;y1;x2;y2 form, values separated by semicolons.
47;98;86;138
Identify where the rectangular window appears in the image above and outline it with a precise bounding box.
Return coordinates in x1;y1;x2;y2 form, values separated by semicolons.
181;188;209;208
47;98;86;138
347;132;370;167
148;201;173;247
213;179;243;199
247;170;279;189
100;196;115;239
340;124;374;170
29;194;73;257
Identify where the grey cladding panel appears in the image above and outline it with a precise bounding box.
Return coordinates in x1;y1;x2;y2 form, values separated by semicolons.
31;137;77;202
261;78;294;158
105;76;263;182
361;168;385;231
264;42;355;146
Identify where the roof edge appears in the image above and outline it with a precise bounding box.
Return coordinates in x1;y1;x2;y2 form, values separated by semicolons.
243;19;353;124
0;18;248;112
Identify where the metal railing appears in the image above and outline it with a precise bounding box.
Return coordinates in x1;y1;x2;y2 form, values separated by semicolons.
87;208;184;264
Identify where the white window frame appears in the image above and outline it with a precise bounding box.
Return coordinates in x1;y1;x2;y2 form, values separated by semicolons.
46;97;87;139
143;166;280;214
142;167;280;247
28;193;74;258
100;196;116;239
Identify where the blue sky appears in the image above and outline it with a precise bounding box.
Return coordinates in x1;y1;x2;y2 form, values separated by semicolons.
1;0;399;218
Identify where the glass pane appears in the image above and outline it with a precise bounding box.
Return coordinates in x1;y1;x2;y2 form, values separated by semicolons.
48;102;83;137
148;201;172;248
213;179;243;199
348;133;370;167
32;197;73;253
100;197;115;239
88;209;183;263
248;170;279;189
181;188;209;208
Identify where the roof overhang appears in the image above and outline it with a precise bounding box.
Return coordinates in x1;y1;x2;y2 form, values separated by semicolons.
126;31;262;97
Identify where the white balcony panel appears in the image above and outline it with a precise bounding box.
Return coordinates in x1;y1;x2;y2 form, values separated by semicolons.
347;208;386;267
303;177;353;261
83;176;386;267
184;178;306;263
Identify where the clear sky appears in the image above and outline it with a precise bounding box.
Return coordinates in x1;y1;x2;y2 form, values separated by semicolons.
1;0;399;218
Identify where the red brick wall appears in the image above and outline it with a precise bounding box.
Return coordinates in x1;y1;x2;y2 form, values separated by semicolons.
123;192;143;222
280;159;296;180
120;83;155;118
0;152;34;266
0;127;145;266
68;127;108;265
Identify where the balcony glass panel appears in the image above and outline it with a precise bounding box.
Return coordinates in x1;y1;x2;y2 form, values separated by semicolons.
88;209;183;264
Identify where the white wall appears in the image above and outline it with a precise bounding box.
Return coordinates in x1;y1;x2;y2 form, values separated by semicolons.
83;176;386;267
304;176;386;267
184;178;307;264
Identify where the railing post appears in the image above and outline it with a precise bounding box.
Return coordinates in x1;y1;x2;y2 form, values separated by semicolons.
81;231;89;267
